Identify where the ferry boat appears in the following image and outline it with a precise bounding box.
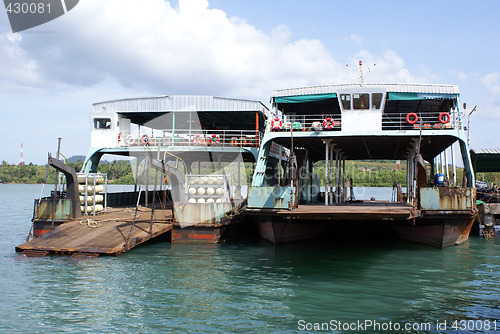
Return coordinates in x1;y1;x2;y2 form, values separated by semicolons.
246;83;477;248
29;95;267;244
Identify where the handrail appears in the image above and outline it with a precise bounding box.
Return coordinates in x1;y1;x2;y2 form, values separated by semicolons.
267;114;342;132
382;111;457;131
117;129;262;148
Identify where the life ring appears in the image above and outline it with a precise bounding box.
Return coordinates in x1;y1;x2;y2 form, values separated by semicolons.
210;134;220;145
192;134;203;145
141;134;151;145
406;113;418;125
438;112;450;124
118;132;123;143
323;118;335;130
126;135;135;146
271;118;282;130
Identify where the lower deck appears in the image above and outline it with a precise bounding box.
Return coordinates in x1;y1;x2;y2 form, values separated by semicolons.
249;201;413;221
16;206;173;256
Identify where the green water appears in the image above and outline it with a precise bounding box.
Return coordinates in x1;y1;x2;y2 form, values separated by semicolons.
1;185;499;333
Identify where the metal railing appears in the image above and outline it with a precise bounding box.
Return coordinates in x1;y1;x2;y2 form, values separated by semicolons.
118;129;262;148
268;114;342;132
382;112;458;131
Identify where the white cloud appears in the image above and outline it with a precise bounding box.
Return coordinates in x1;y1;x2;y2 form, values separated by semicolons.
0;0;431;163
0;0;421;102
344;33;363;46
481;71;500;95
477;71;500;121
0;33;46;91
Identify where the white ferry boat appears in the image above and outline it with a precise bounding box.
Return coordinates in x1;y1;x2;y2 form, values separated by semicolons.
247;83;477;248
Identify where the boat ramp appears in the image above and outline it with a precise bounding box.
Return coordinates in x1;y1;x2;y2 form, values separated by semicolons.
16;206;173;257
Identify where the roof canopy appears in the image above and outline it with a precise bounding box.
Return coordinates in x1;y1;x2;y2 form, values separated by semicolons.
272;83;459;99
387;92;457;101
273;93;337;104
93;95;268;114
470;149;500;173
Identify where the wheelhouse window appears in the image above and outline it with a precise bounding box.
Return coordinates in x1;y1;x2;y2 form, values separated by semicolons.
94;118;111;129
340;94;351;110
372;93;383;109
353;93;369;110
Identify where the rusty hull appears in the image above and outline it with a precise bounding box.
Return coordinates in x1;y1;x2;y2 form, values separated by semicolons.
391;212;477;248
420;187;476;211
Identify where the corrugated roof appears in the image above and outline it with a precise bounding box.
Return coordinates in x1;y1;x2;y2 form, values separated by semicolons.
92;95;268;113
471;148;500;155
272;83;459;97
470;149;500;173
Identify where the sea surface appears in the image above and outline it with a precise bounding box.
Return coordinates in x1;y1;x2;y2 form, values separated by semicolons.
0;184;499;333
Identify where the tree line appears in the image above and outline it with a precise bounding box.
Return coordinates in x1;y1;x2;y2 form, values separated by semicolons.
1;159;495;187
0;160;134;184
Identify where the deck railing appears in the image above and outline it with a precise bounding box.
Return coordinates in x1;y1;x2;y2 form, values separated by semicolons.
118;129;262;148
268;114;342;132
382;112;458;131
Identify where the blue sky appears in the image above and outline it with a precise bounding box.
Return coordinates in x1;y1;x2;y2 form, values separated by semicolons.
0;0;499;164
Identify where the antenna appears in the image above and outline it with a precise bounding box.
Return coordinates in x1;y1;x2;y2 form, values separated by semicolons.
346;60;376;87
19;142;24;166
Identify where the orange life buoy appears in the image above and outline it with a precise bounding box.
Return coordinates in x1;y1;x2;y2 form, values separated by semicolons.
323;118;335;130
406;113;418;125
438;112;450;124
271;118;282;130
141;134;151;145
118;132;122;143
211;134;220;145
192;134;203;145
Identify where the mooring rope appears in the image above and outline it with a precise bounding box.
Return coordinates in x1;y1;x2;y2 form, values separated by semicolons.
78;218;118;228
482;228;499;247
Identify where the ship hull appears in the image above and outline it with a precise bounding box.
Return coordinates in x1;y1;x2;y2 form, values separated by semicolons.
254;213;476;248
391;213;477;248
256;216;331;243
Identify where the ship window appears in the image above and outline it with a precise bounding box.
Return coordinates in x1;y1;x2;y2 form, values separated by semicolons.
372;93;383;109
353;93;369;110
340;94;351;110
94;118;111;129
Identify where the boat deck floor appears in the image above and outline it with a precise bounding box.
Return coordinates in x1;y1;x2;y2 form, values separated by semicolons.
16;206;173;256
277;201;413;220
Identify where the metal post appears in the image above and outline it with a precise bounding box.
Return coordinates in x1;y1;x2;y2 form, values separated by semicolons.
451;143;457;186
278;146;282;185
329;145;334;205
324;141;329;206
134;157;139;193
342;157;346;203
440;153;445;176
145;158;149;208
444;148;449;181
334;149;339;204
172;112;175;147
238;161;241;187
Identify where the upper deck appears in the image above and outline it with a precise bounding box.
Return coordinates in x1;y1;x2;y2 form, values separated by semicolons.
90;95;268;154
264;83;467;162
269;83;461;134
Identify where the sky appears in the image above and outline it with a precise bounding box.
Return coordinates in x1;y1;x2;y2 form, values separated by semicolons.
0;0;499;164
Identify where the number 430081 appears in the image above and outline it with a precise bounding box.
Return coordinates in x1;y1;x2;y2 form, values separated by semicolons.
6;2;51;14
